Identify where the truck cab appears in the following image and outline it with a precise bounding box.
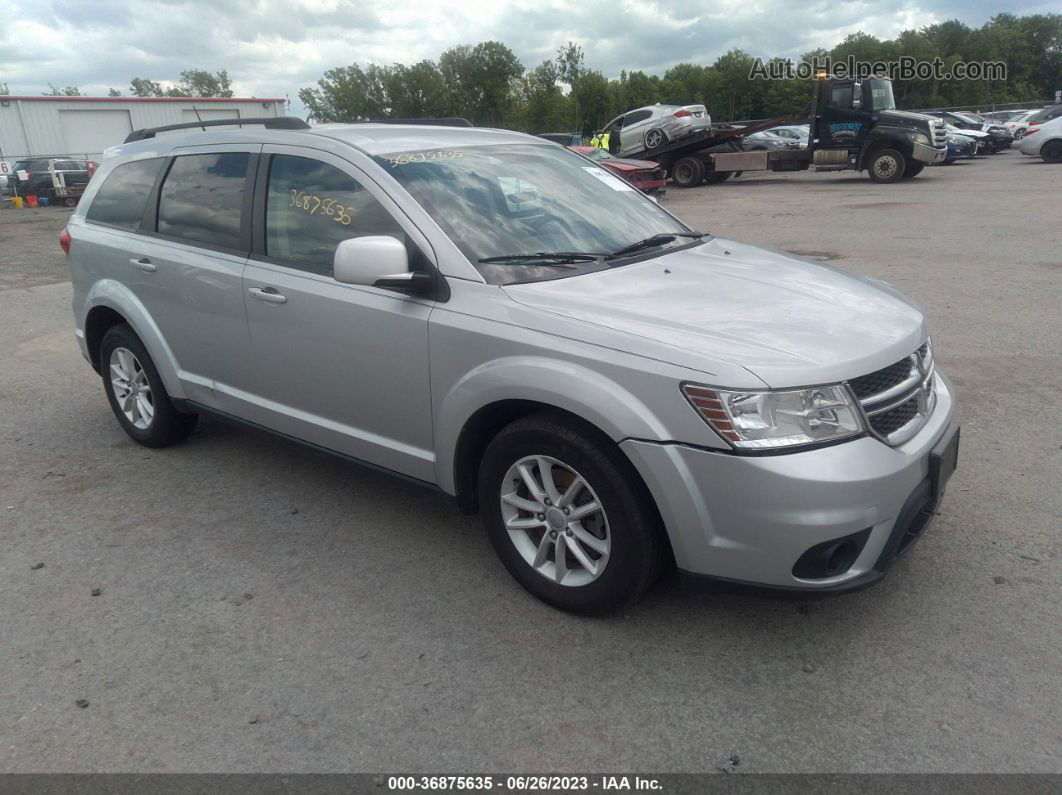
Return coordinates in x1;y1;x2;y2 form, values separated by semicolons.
812;77;947;182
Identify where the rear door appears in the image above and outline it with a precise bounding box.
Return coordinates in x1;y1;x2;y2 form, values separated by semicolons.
239;146;436;482
122;145;259;408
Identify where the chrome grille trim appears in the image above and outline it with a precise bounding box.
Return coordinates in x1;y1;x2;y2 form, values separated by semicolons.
847;340;936;446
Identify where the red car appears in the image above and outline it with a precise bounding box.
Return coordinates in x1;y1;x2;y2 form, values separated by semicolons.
567;146;666;195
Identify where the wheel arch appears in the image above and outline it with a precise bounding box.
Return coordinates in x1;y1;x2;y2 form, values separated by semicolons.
82;280;184;397
859;131;913;170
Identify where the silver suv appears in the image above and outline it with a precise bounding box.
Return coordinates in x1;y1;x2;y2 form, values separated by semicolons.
64;118;959;613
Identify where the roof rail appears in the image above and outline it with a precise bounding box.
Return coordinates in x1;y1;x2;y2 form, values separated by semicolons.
124;116;311;143
365;118;473;128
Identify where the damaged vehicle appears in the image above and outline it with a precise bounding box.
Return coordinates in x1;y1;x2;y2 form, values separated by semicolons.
64;118;959;613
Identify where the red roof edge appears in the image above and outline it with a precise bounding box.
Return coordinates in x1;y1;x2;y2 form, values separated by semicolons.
0;96;286;103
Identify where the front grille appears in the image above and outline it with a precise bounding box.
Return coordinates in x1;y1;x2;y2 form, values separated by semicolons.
930;122;947;146
848;358;915;400
848;340;936;446
869;395;919;436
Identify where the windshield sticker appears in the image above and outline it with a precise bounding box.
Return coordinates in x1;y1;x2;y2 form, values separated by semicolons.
290;190;354;225
383;150;463;167
581;166;635;191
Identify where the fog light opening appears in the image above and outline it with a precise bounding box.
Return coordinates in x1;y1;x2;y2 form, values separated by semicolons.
793;528;871;580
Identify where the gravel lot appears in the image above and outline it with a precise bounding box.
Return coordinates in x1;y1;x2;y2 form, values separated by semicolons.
1;152;1059;774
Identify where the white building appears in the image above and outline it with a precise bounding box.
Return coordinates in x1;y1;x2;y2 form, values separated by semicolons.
0;95;287;171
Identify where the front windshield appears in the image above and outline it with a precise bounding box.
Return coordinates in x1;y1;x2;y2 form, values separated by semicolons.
868;79;895;111
375;144;693;285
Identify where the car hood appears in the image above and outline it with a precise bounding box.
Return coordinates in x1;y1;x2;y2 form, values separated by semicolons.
879;109;935;127
502;237;926;388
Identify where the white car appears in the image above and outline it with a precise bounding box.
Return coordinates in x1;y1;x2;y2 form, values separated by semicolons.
599;104;711;157
989;109;1039;139
1019;115;1062;163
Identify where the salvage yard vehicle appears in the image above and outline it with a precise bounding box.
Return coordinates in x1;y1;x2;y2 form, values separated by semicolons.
1019;115;1062;163
595;103;711;156
619;77;948;186
941;133;976;164
567;145;667;195
741;129;802;151
926;111;1013;151
64;117;959;613
8;157;95;205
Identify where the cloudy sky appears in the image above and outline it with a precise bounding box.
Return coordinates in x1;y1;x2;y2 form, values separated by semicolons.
1;0;1055;113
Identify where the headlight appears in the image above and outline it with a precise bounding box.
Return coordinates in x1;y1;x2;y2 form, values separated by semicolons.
682;384;864;451
912;132;930;144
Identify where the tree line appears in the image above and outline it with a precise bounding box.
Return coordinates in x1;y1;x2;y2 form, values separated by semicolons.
0;70;236;99
299;12;1061;131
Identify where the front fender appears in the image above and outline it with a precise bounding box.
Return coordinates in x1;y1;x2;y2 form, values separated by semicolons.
434;355;671;494
83;279;185;399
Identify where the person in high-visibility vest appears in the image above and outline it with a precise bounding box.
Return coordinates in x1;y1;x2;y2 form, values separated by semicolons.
590;131;610;150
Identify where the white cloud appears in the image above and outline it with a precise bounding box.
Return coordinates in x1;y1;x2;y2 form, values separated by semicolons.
0;0;1051;115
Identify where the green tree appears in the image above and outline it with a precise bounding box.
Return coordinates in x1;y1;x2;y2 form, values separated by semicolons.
555;41;585;86
107;87;122;97
130;78;164;97
175;69;233;98
571;70;611;128
0;82;9;95
298;64;388;121
46;84;81;96
382;61;449;118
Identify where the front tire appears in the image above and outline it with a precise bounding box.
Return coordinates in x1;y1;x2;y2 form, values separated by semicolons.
867;148;905;183
100;324;198;447
478;413;664;614
901;160;925;178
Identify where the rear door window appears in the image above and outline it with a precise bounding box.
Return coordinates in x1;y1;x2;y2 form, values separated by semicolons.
85;158;165;231
157;152;251;250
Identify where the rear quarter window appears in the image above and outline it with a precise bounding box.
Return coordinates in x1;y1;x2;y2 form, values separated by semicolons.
85;158;165;231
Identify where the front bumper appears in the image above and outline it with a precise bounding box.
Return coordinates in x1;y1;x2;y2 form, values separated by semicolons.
912;142;947;163
620;374;958;593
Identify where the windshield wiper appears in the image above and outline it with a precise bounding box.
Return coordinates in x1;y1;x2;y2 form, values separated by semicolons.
606;232;706;260
478;252;603;267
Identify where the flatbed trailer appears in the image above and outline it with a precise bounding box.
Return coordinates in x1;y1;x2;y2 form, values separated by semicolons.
615;116;811;187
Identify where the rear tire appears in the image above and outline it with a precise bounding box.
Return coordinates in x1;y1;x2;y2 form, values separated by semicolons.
867;148;905;183
478;412;664;614
100;324;198;448
1041;140;1062;164
671;157;705;188
643;128;667;150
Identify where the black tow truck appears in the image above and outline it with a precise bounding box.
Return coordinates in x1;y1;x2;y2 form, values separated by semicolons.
616;76;948;187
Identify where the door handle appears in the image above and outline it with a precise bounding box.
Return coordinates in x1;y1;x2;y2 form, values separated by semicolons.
248;286;287;304
130;257;157;273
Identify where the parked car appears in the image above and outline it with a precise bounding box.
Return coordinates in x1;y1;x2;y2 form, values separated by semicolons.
768;125;810;147
65;119;958;613
741;130;802;151
944;124;990;155
8;157;94;203
597;104;711;156
925;112;1012;151
941;133;975;164
1019;115;1062;163
1023;104;1062;136
567;146;666;195
539;133;583;146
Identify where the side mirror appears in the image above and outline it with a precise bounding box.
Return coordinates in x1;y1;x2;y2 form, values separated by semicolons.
852;82;862;109
333;235;434;296
334;235;409;286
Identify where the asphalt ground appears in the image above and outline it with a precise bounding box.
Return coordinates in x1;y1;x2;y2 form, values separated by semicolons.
0;150;1059;773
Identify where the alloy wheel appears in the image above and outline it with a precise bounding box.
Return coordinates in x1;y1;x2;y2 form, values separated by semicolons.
499;455;611;587
109;347;154;430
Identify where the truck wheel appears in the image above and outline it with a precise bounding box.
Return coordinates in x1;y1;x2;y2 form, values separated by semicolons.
644;128;667;150
1041;141;1062;164
478;412;664;614
901;161;925;178
867;149;905;183
672;157;704;188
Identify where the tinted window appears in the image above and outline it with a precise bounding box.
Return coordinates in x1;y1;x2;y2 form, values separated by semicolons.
829;85;854;108
85;158;164;231
623;110;652;127
157;152;249;249
265;155;404;273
